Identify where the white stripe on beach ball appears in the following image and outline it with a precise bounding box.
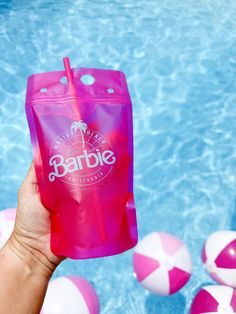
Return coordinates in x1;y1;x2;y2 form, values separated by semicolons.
0;208;16;249
41;276;100;314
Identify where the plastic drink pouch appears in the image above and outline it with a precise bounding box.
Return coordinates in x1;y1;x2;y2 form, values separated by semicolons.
25;57;138;259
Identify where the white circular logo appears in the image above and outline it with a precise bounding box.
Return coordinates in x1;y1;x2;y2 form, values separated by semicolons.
48;120;116;186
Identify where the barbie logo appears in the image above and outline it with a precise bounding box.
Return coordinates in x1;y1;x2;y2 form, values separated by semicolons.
48;121;116;186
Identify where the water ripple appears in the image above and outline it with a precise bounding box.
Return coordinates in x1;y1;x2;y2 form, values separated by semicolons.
1;0;236;313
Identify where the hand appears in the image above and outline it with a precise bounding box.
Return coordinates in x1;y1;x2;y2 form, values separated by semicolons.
0;163;64;314
7;163;65;278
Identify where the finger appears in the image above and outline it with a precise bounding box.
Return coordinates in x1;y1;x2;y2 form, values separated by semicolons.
20;162;38;192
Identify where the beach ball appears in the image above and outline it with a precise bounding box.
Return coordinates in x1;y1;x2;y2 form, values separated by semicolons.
41;276;100;314
0;208;16;249
202;230;236;288
133;232;192;295
190;285;236;314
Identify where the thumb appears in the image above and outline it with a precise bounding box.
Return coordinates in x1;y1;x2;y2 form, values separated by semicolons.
19;163;39;197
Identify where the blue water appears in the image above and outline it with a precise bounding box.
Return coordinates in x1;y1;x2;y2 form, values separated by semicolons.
1;0;236;312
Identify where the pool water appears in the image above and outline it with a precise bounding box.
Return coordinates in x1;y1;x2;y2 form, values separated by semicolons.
1;0;236;312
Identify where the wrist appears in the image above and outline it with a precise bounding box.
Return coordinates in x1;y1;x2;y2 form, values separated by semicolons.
3;234;57;280
0;235;53;314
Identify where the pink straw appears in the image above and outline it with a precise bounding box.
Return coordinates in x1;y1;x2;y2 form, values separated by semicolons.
63;57;80;120
63;57;73;83
63;56;78;102
62;57;107;241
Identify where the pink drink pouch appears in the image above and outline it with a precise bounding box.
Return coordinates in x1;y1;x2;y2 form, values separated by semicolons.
25;58;138;259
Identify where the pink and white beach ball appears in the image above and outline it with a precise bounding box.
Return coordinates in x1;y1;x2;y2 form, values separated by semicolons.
133;232;192;295
41;276;100;314
190;285;236;314
0;208;16;249
202;230;236;288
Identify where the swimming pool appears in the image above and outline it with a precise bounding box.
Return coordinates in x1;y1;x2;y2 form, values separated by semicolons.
1;0;236;312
